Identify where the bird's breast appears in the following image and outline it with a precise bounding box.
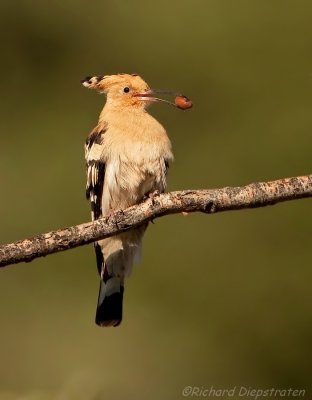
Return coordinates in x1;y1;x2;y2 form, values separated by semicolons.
100;112;173;213
104;155;164;209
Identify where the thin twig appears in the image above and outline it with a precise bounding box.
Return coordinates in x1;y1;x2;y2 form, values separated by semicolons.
0;174;311;268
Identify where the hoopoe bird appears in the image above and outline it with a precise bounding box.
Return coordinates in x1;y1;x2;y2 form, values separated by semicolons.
82;73;192;327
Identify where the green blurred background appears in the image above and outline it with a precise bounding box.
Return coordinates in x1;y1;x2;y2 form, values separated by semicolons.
0;1;311;399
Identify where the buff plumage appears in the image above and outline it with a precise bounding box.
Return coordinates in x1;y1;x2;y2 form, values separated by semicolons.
83;73;173;327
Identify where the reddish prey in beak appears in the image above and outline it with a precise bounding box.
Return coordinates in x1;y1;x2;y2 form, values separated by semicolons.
135;89;193;110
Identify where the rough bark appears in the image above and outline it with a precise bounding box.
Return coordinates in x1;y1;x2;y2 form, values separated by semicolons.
0;174;311;268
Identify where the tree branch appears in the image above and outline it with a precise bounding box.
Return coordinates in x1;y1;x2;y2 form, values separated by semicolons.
0;174;311;268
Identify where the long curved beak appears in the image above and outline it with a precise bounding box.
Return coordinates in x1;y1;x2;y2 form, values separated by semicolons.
134;89;159;102
134;89;193;110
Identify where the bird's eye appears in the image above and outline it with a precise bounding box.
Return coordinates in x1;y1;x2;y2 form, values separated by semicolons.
123;87;130;93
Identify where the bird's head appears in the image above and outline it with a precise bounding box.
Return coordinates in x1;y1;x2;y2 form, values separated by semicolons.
82;73;193;111
81;73;155;110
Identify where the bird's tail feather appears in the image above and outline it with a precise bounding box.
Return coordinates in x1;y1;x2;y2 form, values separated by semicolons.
94;236;143;327
95;276;124;327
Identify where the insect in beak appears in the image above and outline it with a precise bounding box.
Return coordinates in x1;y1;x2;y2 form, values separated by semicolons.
134;89;193;110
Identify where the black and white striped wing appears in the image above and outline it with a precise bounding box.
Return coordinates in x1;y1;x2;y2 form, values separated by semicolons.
85;128;106;221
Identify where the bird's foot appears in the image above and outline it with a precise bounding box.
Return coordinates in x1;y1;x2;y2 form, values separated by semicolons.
148;190;160;204
144;190;161;224
143;190;160;203
104;209;125;228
